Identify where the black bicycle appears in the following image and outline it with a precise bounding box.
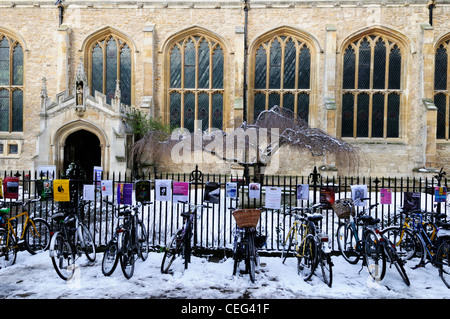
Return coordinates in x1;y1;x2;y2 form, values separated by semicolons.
102;200;151;279
48;201;96;281
161;201;211;274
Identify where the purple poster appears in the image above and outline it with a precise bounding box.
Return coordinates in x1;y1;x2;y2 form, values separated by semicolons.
117;183;133;205
380;188;392;205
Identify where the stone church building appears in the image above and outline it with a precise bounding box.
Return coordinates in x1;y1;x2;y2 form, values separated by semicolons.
0;0;449;177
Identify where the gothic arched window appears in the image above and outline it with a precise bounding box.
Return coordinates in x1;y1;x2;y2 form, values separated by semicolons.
341;34;402;139
251;34;311;122
435;38;450;139
168;35;224;131
0;34;23;132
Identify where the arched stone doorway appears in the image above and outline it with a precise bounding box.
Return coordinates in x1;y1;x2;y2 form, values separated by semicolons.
63;130;101;178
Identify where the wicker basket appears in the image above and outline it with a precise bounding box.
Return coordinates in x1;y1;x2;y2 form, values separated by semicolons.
332;198;355;219
232;209;261;228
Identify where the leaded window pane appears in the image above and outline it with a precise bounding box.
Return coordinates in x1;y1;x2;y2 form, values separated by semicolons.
283;39;296;89
435;45;448;91
12;89;22;132
358;39;371;89
283;92;295;113
105;38;117;104
298;46;310;89
254;45;267;89
297;93;309;122
371;93;384;138
269;38;281;89
0;37;10;86
254;93;266;120
343;46;355;89
388;45;401;90
92;44;103;95
184;39;196;89
0;89;9;131
184;93;195;132
341;93;354;137
120;44;131;106
170;92;181;128
212;93;223;129
269;92;280;108
13;44;23;85
435;93;446;139
198;92;209;131
357;93;369;137
198;40;210;89
170;46;182;88
387;93;399;138
373;39;386;90
212;46;223;89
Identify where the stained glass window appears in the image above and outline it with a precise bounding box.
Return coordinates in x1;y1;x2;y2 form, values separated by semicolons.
252;35;311;122
0;35;23;132
435;39;450;139
168;34;224;131
341;34;402;138
90;35;131;105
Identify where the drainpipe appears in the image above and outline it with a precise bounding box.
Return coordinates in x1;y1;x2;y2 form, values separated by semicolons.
55;0;64;26
428;0;436;26
243;0;249;124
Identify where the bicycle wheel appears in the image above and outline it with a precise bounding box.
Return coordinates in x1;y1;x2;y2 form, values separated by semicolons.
392;254;410;286
437;239;450;288
336;223;360;264
102;240;119;276
0;229;17;268
49;232;75;280
78;223;96;262
161;230;182;274
297;235;317;281
24;218;51;254
319;249;333;287
245;231;257;283
381;226;420;261
137;219;149;261
120;231;135;279
364;229;386;281
281;228;295;263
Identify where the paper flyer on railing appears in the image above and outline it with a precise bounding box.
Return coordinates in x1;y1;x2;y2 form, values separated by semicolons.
100;180;113;197
265;187;281;209
296;184;309;200
380;188;392;204
249;183;261;199
83;184;95;201
351;184;367;206
53;179;70;202
173;181;189;203
117;183;133;205
155;179;172;202
226;182;237;198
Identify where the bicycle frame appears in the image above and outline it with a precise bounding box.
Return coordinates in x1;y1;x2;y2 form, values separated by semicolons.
4;208;40;248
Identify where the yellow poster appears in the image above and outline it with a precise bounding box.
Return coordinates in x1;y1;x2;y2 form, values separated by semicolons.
53;179;70;202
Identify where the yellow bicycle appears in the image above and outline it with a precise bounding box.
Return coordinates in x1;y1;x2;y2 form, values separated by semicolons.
0;198;51;267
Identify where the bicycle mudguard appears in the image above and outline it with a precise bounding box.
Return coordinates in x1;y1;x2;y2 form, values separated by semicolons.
48;231;60;258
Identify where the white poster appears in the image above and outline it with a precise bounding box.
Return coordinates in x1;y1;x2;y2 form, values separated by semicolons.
226;182;238;198
101;180;113;197
265;187;282;210
155;179;172;201
351;184;368;206
249;183;261;199
83;184;96;201
296;184;309;200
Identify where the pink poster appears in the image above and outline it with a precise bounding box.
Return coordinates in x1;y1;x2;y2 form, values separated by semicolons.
380;188;392;205
173;182;189;203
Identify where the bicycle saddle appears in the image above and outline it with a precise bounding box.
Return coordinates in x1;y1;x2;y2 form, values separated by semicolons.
181;211;191;218
358;215;380;225
437;219;450;230
306;213;323;223
0;207;10;215
50;212;65;220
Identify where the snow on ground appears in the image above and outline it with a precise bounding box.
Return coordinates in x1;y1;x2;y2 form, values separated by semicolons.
0;249;449;301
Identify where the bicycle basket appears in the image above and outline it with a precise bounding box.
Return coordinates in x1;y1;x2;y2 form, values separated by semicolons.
332;198;355;219
232;209;261;228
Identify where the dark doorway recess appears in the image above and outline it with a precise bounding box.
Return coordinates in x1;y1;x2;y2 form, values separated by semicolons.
64;130;101;179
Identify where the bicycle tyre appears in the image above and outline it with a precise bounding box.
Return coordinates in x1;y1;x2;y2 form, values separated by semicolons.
245;231;257;283
381;226;420;261
319;249;333;287
364;229;386;282
102;240;119;276
184;223;192;270
120;231;135;279
297;234;317;281
437;238;450;289
78;223;96;262
137;219;149;261
281;229;295;263
161;230;182;274
392;256;410;286
0;229;17;268
24;218;51;255
336;223;360;264
232;233;242;276
49;232;75;281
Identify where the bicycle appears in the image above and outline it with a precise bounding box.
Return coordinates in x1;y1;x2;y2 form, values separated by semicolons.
0;197;51;267
102;200;151;279
281;204;333;286
161;201;211;274
48;201;96;280
231;208;264;283
335;197;386;281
